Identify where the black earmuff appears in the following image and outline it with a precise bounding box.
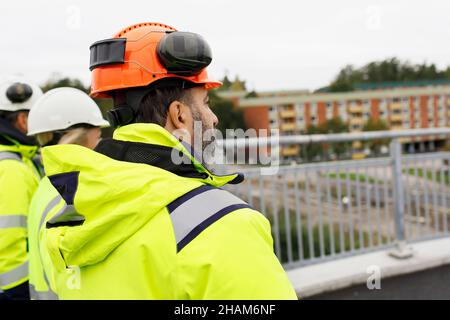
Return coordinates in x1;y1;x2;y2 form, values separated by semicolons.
6;83;33;103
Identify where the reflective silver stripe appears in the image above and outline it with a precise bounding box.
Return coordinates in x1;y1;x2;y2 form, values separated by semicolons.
0;215;27;229
0;261;28;288
35;195;63;292
29;284;58;300
39;195;63;230
0;152;21;162
170;188;247;247
46;204;85;227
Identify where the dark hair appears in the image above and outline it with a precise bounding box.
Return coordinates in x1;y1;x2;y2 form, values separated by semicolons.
0;110;26;124
135;79;198;126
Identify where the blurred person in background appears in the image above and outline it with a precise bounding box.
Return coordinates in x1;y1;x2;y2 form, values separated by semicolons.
0;81;43;300
26;87;109;299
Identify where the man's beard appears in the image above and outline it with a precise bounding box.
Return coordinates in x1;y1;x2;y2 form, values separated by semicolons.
191;109;217;170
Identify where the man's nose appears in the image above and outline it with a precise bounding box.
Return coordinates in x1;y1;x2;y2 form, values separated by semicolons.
212;112;219;127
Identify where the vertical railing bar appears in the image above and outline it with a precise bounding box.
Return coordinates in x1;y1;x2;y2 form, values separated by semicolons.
355;166;364;250
282;174;293;264
345;167;355;253
294;169;304;261
390;139;407;247
258;174;266;216
440;158;448;234
336;168;345;254
404;161;413;240
305;170;315;260
247;173;253;207
431;159;439;235
271;174;281;259
325;168;336;256
373;164;382;246
364;166;373;248
423;160;431;237
383;164;392;243
315;170;325;258
413;164;422;238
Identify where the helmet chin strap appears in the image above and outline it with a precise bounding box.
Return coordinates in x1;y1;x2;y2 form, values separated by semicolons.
107;105;136;127
107;86;149;127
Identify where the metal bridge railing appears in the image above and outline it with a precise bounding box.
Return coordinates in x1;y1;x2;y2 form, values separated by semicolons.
218;128;450;268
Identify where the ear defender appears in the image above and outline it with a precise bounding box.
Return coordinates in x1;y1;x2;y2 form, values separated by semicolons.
6;83;33;103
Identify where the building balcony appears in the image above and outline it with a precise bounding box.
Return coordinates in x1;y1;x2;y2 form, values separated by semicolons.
352;152;366;160
390;114;403;122
349;117;364;126
348;104;363;113
352;141;363;149
390;125;404;131
282;146;300;157
280;123;296;131
399;137;411;144
280;110;296;118
390;102;403;110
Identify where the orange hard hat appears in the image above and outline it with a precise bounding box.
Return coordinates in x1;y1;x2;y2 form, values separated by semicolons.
89;22;221;98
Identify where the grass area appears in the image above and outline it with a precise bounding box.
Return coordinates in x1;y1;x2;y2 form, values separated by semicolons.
326;172;384;184
405;168;449;185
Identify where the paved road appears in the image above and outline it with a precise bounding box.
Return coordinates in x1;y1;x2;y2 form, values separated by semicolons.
309;264;450;300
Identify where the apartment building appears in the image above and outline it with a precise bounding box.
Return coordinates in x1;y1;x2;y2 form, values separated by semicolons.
219;84;450;161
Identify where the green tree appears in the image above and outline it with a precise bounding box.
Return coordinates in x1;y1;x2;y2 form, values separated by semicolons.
302;124;323;161
209;90;245;135
326;58;450;92
218;75;232;91
302;117;349;161
319;117;349;160
41;76;89;93
216;75;247;92
362;118;390;155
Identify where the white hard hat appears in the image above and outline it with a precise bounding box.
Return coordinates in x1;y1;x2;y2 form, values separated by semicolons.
0;81;43;112
27;87;110;136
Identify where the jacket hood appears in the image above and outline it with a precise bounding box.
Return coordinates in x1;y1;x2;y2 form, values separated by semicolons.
42;124;242;270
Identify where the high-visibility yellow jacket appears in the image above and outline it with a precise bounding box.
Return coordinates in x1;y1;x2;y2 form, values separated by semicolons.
0;131;40;291
40;123;297;300
28;176;59;299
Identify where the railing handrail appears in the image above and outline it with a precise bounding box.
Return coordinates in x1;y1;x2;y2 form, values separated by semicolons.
218;127;450;148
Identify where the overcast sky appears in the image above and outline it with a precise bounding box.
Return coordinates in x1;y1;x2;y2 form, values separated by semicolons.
1;0;449;91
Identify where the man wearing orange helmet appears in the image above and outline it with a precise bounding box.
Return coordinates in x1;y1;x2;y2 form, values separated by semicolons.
39;22;297;299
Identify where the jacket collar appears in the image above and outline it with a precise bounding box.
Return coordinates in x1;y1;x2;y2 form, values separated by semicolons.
0;117;38;159
103;123;243;187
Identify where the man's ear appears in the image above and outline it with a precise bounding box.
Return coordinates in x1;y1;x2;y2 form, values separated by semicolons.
14;111;28;134
166;100;192;130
